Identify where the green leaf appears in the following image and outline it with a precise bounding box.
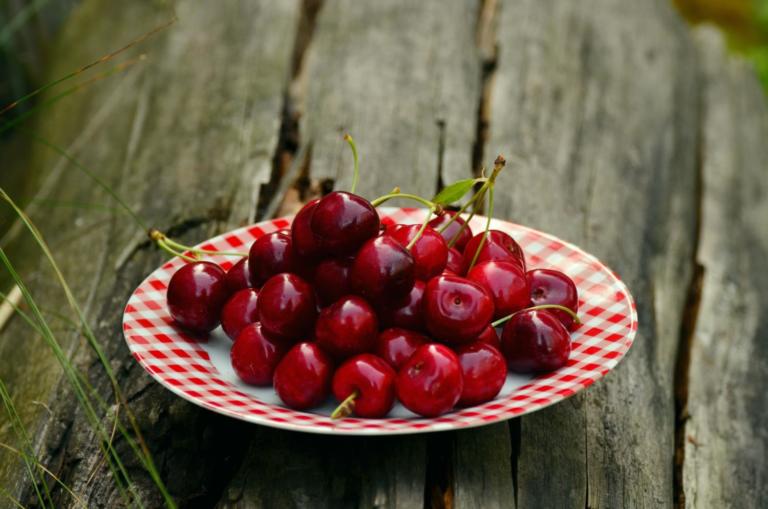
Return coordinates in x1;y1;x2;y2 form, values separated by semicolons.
432;178;477;205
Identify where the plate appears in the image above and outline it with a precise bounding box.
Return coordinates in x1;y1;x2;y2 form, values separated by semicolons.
123;207;637;435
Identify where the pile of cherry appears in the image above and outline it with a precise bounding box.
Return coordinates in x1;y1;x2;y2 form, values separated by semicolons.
165;190;579;419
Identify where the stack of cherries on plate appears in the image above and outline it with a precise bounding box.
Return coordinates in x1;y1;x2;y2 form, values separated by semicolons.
165;147;580;419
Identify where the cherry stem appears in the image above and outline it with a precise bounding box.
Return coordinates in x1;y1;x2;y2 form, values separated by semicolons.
344;134;360;194
330;390;359;420
405;211;433;251
371;192;438;210
491;304;581;328
464;156;506;271
148;229;249;259
155;237;198;263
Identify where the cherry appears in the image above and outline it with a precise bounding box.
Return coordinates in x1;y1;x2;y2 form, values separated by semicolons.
424;275;494;344
527;269;579;330
230;323;287;385
375;327;429;370
455;342;507;406
315;296;378;359
386;224;447;280
331;354;396;418
167;261;229;334
396;343;463;417
248;230;296;285
257;273;317;341
376;280;426;332
273;342;333;410
461;230;526;274
310;191;380;255
223;257;253;294
475;324;501;350
350;236;415;303
467;260;529;319
501;309;571;373
428;211;473;251
220;288;260;340
444;247;463;275
291;198;322;258
313;257;353;306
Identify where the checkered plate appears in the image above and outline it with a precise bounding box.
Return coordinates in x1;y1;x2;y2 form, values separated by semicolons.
123;207;637;435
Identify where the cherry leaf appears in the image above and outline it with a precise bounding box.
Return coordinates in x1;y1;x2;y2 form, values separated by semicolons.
432;178;477;205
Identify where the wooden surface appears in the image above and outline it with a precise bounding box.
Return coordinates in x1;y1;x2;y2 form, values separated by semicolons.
0;0;766;507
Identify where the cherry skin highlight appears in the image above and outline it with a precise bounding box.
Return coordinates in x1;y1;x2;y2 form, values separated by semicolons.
332;354;396;418
257;273;317;341
273;342;334;410
291;198;322;258
424;275;494;344
375;327;429;370
387;224;447;280
461;230;526;274
315;296;378;359
230;323;287;385
455;342;507;406
350;236;415;303
167;261;229;334
396;343;463;417
444;247;463;275
248;230;296;285
376;280;426;332
310;191;380;256
527;268;579;330
313;257;353;307
220;288;260;340
501;309;571;373
223;257;253;294
467;260;530;319
428;211;473;251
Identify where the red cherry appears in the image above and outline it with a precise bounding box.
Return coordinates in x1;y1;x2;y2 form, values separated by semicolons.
467;260;529;319
313;257;353;306
461;230;526;274
424;275;494;344
315;296;378;359
230;323;287;385
257;273;317;341
444;247;463;275
527;269;579;330
455;342;507;406
475;325;501;350
428;211;473;251
167;261;229;334
350;236;415;303
376;280;426;331
248;230;296;285
396;343;463;417
273;342;333;410
332;354;396;418
501;309;571;373
220;288;260;340
310;191;380;256
386;224;447;280
291;198;322;258
223;257;253;293
375;327;429;370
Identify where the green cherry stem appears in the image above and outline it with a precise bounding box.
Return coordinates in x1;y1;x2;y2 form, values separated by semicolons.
345;134;360;194
330;390;359;420
491;304;581;328
161;236;249;257
370;192;438;210
155;237;197;263
466;184;495;272
148;229;248;262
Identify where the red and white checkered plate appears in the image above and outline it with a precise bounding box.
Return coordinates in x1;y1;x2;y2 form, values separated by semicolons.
123;207;637;435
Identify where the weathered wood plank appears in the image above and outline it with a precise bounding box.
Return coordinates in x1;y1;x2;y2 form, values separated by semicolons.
681;28;768;509
485;0;701;506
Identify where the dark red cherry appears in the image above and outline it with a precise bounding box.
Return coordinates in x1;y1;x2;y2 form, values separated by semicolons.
273;342;333;410
220;288;260;340
475;325;501;350
461;230;526;274
310;191;380;255
467;260;529;319
223;257;253;293
332;354;396;418
291;199;322;258
444;247;463;275
230;323;287;385
375;328;429;370
396;343;463;417
455;342;507;406
424;275;494;344
428;211;473;251
313;257;353;306
248;230;296;285
527;269;579;330
315;296;378;359
350;236;415;303
376;280;426;331
167;261;229;334
257;273;317;341
387;224;447;280
501;309;571;373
